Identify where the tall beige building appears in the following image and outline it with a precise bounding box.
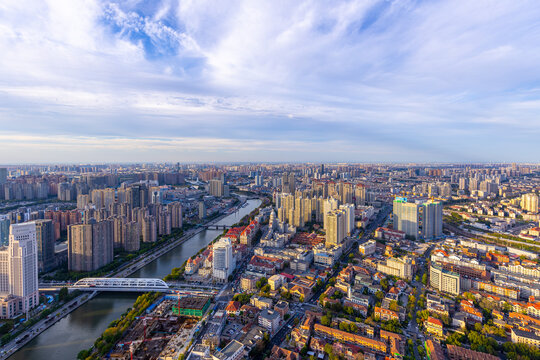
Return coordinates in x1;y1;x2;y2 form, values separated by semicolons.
325;210;345;248
377;256;414;280
167;202;183;228
521;193;539;213
0;222;39;316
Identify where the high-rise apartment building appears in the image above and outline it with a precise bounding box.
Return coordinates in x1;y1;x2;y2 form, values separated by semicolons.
142;216;157;243
521;193;539;213
282;173;296;194
393;198;442;240
34;220;55;272
213;238;234;281
209;179;225;197
68;219;113;272
339;204;355;236
199;201;206;220
423;201;443;240
325;210;345;248
167;202;183;229
393;198;420;239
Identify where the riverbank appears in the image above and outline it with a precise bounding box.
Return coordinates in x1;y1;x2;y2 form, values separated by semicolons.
5;197;258;360
0;292;98;360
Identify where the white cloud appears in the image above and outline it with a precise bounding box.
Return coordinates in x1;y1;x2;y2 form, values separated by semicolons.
0;0;539;162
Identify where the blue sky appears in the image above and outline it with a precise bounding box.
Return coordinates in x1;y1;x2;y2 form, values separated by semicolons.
0;0;539;163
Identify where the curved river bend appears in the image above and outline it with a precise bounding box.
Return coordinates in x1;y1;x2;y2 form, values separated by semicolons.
10;199;261;360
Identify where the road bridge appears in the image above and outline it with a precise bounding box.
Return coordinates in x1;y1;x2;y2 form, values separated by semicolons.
204;224;231;230
39;278;220;295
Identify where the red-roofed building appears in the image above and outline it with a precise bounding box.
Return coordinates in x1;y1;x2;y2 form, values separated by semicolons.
425;317;443;337
226;301;241;316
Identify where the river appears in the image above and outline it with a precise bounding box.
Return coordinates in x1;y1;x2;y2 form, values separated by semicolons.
10;199;261;360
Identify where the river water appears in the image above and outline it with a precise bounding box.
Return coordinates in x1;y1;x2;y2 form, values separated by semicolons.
10;199;261;360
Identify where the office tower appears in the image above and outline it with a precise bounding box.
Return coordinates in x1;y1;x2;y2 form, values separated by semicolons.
325;210;345;248
142;216;157;243
209;179;225;197
339;204;355;236
77;194;90;209
68;219;113;272
167;202;183;228
393;198;420;239
429;264;460;296
199;201;206;219
213;238;234;281
34;220;55;272
422;201;443;240
0;168;7;185
5;223;39;313
0;216;9;246
521;193;539;213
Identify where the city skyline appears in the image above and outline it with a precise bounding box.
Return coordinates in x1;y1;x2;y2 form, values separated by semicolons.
1;0;540;162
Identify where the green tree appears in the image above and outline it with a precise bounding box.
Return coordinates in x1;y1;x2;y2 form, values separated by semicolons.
421;273;428;285
321;315;331;326
58;287;69;302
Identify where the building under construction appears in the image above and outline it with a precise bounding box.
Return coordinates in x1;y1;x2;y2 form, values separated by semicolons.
172;296;211;318
109;297;205;360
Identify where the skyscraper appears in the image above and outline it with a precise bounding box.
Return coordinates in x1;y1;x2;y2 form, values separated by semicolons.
1;223;40;314
34;219;55;272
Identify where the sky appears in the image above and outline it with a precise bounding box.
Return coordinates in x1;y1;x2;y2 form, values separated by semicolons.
0;0;540;164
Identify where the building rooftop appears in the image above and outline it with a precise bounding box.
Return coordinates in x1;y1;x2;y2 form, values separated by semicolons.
176;296;210;310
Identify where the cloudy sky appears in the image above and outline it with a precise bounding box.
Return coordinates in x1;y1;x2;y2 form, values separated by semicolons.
0;0;539;163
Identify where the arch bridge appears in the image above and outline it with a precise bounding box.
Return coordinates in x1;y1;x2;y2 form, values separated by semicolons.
72;278;170;292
